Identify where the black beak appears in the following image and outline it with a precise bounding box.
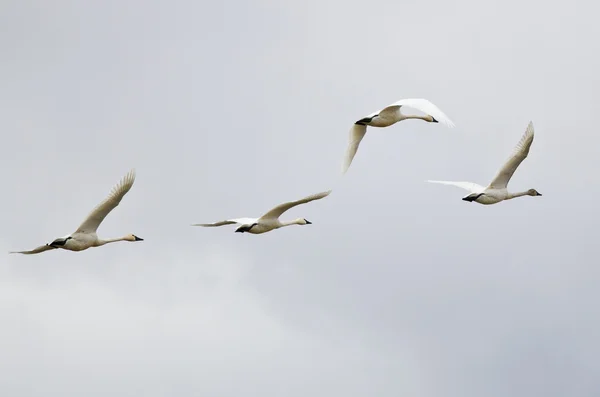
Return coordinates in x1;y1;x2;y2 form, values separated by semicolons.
431;117;439;123
235;228;244;233
537;192;543;196
306;220;312;224
134;235;143;241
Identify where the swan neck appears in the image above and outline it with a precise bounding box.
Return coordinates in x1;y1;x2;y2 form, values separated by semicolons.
401;114;429;121
507;191;529;200
96;236;127;246
280;219;302;227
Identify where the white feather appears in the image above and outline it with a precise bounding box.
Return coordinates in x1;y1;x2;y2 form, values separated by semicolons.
426;122;541;205
193;190;332;235
342;97;454;173
11;169;142;255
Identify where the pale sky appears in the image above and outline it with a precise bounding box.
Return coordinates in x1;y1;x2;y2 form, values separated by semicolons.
1;0;599;396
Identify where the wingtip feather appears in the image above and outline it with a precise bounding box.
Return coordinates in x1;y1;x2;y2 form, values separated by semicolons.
526;121;534;135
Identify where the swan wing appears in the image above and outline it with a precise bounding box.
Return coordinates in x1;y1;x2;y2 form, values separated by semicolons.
342;124;367;174
75;169;136;233
380;98;455;128
259;190;332;221
192;218;257;227
9;244;56;255
488;121;535;189
427;180;485;193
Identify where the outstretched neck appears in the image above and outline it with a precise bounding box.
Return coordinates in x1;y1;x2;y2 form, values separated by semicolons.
400;114;430;122
280;219;303;227
96;236;128;246
506;191;529;200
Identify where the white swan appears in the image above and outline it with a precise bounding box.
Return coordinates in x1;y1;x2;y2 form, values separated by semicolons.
342;98;455;173
427;121;542;205
10;169;143;255
193;190;332;234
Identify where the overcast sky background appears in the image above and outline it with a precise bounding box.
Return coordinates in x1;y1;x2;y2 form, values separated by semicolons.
1;0;598;396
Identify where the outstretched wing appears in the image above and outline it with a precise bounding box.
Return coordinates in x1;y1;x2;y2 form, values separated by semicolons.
488;121;535;189
342;124;368;174
427;180;485;193
380;98;455;128
260;190;332;221
9;244;56;255
192;218;257;227
75;169;136;233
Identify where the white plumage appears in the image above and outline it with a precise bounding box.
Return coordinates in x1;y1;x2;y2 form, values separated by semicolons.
10;169;143;254
342;98;455;173
193;190;332;234
427;121;541;205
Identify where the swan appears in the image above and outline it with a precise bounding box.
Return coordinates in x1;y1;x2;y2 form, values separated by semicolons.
342;98;455;173
192;190;332;234
427;121;542;205
10;169;143;255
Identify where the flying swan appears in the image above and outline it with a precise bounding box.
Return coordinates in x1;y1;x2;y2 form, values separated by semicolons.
342;98;455;173
427;121;542;205
10;169;143;254
192;190;332;234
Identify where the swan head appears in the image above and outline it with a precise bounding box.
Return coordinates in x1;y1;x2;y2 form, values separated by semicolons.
528;189;542;197
126;234;144;242
429;115;439;123
297;218;312;225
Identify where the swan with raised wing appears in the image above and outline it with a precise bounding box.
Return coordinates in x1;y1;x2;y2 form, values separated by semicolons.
342;98;455;173
193;190;332;234
10;169;143;254
427;121;542;205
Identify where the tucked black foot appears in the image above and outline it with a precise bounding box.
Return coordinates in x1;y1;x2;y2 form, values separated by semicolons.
235;223;258;233
49;236;72;247
355;115;376;125
462;193;483;202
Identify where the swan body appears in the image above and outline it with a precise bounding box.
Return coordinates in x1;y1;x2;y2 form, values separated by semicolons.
428;121;542;205
342;98;455;173
193;190;332;234
10;169;143;255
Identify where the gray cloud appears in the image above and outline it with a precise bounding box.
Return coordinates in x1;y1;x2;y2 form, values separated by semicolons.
1;0;598;396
